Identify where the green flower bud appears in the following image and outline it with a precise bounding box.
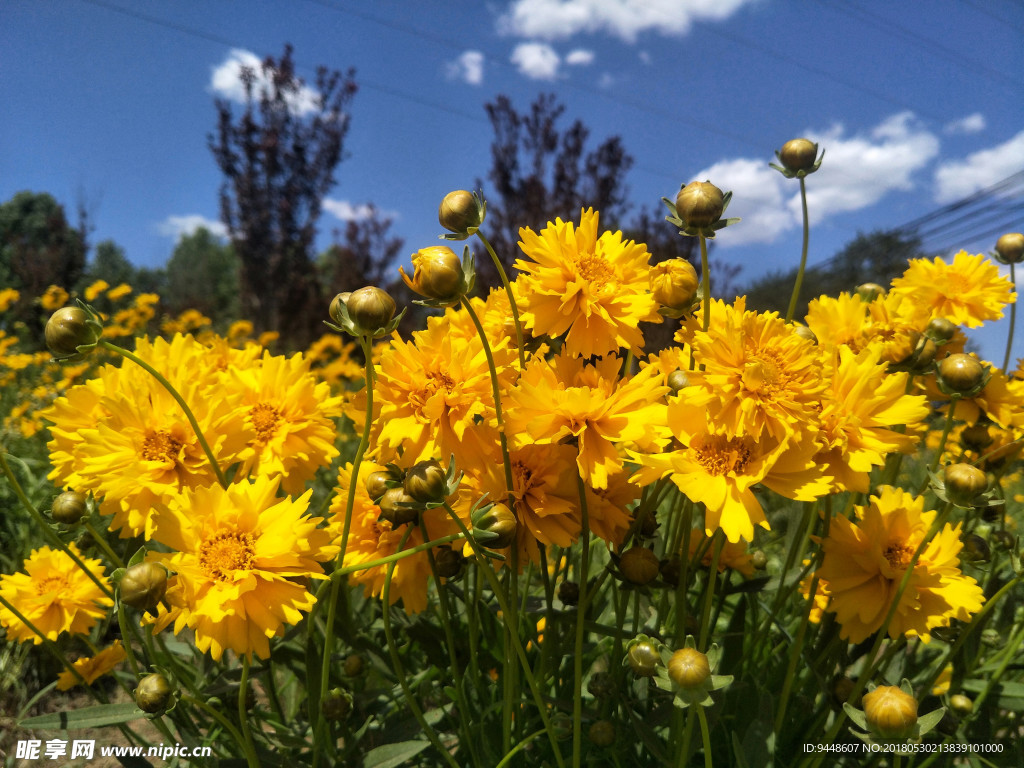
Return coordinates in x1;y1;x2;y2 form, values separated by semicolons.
365;470;392;502
120;562;168;613
51;491;87;525
473;503;517;549
45;307;99;358
619;547;660;585
862;685;918;740
346;287;396;335
855;283;886;302
626;640;661;677
676;181;725;229
667;370;690;393
668;648;712;690
943;463;988;506
778;138;819;174
926;317;957;343
588;719;615;747
960;423;993;452
343;654;364;677
400;246;465;303
587;671;615;699
751;550;768;571
378;487;420;527
938;353;985;394
404;459;448;504
321;688;352;721
961;533;990;563
135;673;174;714
329;292;352;326
439;190;484;234
792;324;818;345
995;232;1024;264
949;694;973;715
650;258;699;310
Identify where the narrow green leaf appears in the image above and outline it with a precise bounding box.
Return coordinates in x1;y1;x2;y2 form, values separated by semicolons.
363;740;431;768
20;702;143;730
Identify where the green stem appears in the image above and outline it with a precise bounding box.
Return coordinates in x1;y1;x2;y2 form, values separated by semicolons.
335;532;466;577
1003;260;1017;372
696;706;714;768
85;521;125;569
0;452;114;600
495;729;547;768
700;235;711;333
180;694;253;764
786;177;810;323
116;601;141;679
99;340;227;489
238;657;259;768
0;593;91;693
698;531;724;649
572;474;592;768
382;527;461;768
476;231;526;371
918;398;958;495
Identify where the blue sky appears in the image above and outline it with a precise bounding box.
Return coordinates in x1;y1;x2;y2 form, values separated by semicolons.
2;0;1023;358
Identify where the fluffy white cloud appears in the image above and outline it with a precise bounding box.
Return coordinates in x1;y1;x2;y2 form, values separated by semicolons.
943;113;986;135
446;50;484;85
498;0;756;43
511;42;561;80
323;199;398;222
565;49;595;66
691;112;940;246
934;130;1024;203
156;215;227;240
210;49;321;116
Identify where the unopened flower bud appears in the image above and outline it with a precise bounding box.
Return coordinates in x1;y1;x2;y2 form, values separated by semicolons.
587;671;614;699
938;353;985;394
135;673;173;714
991;529;1015;551
668;648;711;689
400;246;465;303
439;190;483;234
660;557;680;587
321;688;352;721
626;640;660;677
120;563;168;613
45;307;98;357
863;685;918;740
667;370;690;393
343;654;364;677
588;719;615;747
832;676;855;706
650;259;699;310
792;324;817;345
779;138;819;173
365;470;391;502
378;487;420;526
961;424;993;452
913;338;937;371
558;580;579;606
404;459;448;504
751;550;768;571
949;694;973;715
995;232;1024;264
961;533;990;563
981;628;1001;647
51;491;87;525
619;547;660;585
433;546;464;579
676;181;724;229
474;503;517;549
346;287;396;335
926;317;957;343
855;283;886;302
329;292;352;325
943;463;988;506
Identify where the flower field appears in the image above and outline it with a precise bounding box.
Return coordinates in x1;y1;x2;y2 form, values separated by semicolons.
1;161;1023;767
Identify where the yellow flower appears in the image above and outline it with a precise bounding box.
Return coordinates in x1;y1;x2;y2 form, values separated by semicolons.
148;476;336;661
0;545;112;644
891;251;1016;328
816;486;984;643
84;280;110;302
107;283;133;301
57;641;127;690
513;209;661;358
505;352;669;489
330;461;462;613
817;346;930;493
40;285;70;311
228;350;344;495
0;287;19;312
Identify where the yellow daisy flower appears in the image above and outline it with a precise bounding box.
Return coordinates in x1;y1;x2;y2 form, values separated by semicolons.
513;208;661;358
56;640;126;690
0;544;112;644
891;250;1016;328
84;280;110;302
816;486;984;643
40;285;70;311
0;287;19;312
148;476;336;661
107;283;133;301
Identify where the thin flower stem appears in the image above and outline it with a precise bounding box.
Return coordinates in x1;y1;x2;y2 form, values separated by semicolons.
572;474;592;768
99;340;227;490
918;399;958;495
698;532;724;650
0;452;114;600
1003;260;1016;372
382;526;461;768
85;521;125;569
476;231;526;371
335;532;466;577
0;593;91;692
678;707;697;768
786;177;811;323
180;694;253;765
696;705;714;768
116;601;141;679
495;729;547;768
238;657;259;768
444;503;567;768
700;234;711;333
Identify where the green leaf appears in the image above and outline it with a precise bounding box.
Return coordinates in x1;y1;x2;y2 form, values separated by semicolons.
20;702;143;730
363;740;431;768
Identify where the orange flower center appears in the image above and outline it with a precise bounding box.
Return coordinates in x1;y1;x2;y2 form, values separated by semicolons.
742;354;781;394
884;541;914;571
427;370;456;392
199;531;256;581
576;253;614;287
141;430;183;462
693;435;754;476
35;574;70;596
250;402;281;444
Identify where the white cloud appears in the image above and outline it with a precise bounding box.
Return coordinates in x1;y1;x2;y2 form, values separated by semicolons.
597;72;617;89
934;130;1024;203
565;49;595;66
323;199;398;222
943;113;986;135
638;50;652;64
210;49;320;116
446;50;484;85
690;112;940;246
498;0;757;43
157;215;227;240
511;42;561;80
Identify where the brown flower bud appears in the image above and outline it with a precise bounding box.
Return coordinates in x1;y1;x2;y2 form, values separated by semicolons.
961;533;990;563
120;562;168;613
619;547;660;585
667;648;711;689
960;423;993;452
995;232;1024;264
676;181;724;229
938;353;985;394
474;503;517;549
779;138;819;173
321;688;352;721
587;671;614;699
627;640;660;677
863;685;918;740
45;307;98;357
404;459;448;504
135;673;173;714
650;259;699;310
588;719;615;747
439;190;483;234
433;546;464;579
943;463;988;506
365;470;392;502
399;246;465;302
557;580;579;606
343;654;364;677
346;287;396;335
51;491;87;525
378;487;420;526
